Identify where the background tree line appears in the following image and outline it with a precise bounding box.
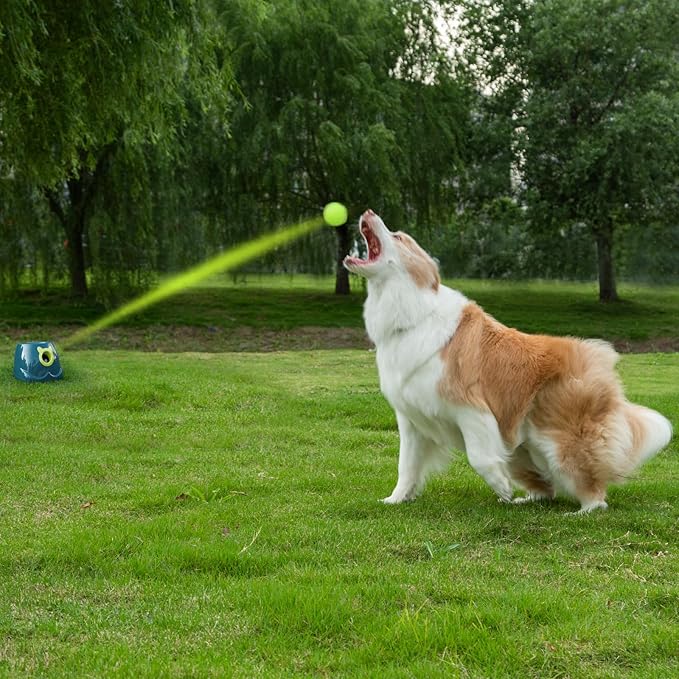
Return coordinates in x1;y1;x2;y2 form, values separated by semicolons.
1;0;678;304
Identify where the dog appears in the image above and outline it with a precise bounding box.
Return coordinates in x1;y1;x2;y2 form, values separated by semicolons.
344;209;673;513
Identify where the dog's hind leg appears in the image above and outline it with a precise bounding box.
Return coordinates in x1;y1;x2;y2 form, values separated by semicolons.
382;412;445;504
509;445;555;504
457;409;513;502
562;456;609;515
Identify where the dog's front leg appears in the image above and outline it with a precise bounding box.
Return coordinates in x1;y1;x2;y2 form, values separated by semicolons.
383;412;435;504
457;409;513;502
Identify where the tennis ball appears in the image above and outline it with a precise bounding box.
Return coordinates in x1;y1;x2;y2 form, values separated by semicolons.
323;202;348;227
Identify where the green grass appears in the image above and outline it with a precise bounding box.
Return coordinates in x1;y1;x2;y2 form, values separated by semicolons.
2;277;679;344
1;350;677;677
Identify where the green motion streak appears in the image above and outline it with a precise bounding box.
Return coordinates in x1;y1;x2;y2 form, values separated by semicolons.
61;216;324;349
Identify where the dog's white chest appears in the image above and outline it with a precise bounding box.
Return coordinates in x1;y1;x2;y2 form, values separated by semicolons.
376;343;467;452
376;340;447;421
365;282;469;446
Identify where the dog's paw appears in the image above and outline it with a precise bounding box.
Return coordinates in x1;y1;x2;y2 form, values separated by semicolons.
381;483;420;504
381;492;415;504
566;500;608;516
494;485;514;504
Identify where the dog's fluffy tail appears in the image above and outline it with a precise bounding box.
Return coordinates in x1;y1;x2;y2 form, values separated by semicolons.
626;403;673;468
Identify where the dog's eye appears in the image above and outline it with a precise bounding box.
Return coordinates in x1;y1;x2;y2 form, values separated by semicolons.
393;234;402;241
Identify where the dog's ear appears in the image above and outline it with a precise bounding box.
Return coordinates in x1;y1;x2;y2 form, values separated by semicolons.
396;233;440;292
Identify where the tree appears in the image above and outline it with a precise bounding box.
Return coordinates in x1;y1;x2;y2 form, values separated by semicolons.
462;0;679;301
217;0;468;294
0;0;234;297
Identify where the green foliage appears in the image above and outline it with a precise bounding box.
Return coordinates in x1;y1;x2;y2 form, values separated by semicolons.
2;0;678;301
622;223;679;283
0;0;238;298
0;183;67;293
0;0;230;185
461;0;679;298
429;198;532;279
211;0;469;277
520;0;679;222
2;0;471;299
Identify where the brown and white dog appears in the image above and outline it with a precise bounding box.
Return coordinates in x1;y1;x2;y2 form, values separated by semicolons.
344;209;673;513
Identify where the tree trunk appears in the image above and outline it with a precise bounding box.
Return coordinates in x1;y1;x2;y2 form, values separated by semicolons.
335;222;351;295
595;220;618;303
66;213;88;298
44;141;117;298
46;178;89;298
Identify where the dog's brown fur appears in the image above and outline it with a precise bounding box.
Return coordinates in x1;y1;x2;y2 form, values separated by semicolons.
438;302;661;507
395;232;440;292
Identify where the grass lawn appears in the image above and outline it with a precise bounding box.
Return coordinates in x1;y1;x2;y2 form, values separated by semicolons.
0;349;677;677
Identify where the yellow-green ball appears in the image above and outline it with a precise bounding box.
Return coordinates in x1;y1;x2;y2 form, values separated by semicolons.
323;202;348;227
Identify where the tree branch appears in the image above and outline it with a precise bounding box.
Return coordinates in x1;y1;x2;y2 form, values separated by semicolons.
43;187;67;227
590;64;634;126
81;138;119;218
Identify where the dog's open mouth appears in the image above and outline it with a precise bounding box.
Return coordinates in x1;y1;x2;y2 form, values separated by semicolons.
345;222;381;267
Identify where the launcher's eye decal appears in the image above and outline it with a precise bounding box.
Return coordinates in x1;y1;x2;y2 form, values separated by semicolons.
37;345;55;367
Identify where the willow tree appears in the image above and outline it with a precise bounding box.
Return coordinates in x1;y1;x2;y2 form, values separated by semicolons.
0;0;234;297
218;0;468;294
462;0;679;301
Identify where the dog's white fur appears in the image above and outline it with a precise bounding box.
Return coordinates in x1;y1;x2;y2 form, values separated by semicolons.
344;209;673;513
